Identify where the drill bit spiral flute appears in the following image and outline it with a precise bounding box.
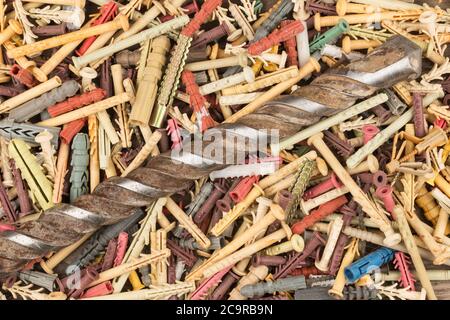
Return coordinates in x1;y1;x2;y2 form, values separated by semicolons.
0;29;421;278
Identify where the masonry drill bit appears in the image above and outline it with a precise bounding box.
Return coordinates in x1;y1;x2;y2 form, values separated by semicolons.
0;36;422;278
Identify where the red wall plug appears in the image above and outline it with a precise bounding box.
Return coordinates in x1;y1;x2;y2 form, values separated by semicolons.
10;64;37;88
48;88;106;117
375;185;395;213
280;20;299;67
291;195;348;234
60;118;86;144
76;1;118;56
247;20;304;56
303;172;342;200
362;124;380;144
181;0;222;37
229;175;259;202
181;70;216;132
167;118;183;150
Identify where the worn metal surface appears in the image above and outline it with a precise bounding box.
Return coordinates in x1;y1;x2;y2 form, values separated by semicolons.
0;36;422;278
